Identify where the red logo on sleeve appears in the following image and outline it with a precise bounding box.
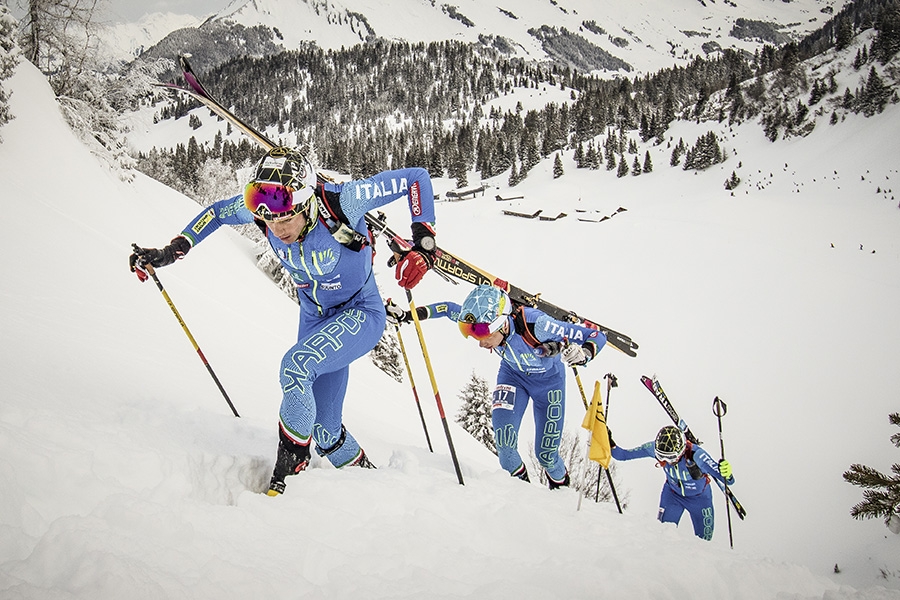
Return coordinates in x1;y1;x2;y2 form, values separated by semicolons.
409;181;422;217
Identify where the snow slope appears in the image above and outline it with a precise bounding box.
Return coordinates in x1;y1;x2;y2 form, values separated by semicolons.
1;55;899;599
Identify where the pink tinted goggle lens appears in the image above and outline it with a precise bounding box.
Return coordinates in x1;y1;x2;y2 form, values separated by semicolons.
244;181;298;220
458;321;494;340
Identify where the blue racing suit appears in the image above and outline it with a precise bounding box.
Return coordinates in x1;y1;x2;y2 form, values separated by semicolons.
180;168;435;467
611;441;735;540
418;302;606;482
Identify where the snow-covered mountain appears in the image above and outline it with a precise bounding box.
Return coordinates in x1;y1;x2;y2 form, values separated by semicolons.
97;12;203;65
135;0;852;75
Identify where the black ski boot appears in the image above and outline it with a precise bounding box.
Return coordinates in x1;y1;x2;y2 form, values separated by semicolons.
511;463;530;482
547;471;570;490
266;432;311;496
351;450;377;469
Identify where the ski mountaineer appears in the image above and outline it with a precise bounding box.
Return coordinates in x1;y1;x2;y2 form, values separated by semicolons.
385;285;606;488
609;425;734;540
129;147;438;496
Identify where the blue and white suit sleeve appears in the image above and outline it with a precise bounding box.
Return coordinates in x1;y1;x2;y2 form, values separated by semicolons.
179;194;255;247
420;301;462;321
611;441;656;462
336;167;436;226
530;312;607;354
693;445;735;486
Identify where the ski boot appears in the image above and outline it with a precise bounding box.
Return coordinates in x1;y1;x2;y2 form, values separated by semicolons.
266;434;311;496
350;450;377;469
511;463;530;482
547;470;570;490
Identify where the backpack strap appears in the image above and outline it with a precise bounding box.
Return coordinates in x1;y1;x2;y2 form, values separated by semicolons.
684;441;705;480
511;305;542;349
315;182;370;253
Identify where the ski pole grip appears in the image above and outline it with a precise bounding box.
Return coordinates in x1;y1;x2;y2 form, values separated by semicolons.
712;396;727;417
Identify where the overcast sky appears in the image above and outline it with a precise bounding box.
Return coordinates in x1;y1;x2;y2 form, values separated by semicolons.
5;0;224;23
101;0;230;23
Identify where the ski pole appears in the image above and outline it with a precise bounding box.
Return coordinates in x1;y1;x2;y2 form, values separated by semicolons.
405;289;464;485
134;250;240;418
712;396;734;548
572;366;589;410
597;373;617;498
596;373;620;511
571;366;621;513
393;319;433;452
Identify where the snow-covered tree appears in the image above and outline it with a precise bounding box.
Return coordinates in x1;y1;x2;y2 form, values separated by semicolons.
370;327;404;384
642;150;653;173
455;372;495;454
844;412;900;533
683;132;724;171
553;152;564;178
0;3;19;137
616;154;629;178
724;170;741;190
19;0;104;97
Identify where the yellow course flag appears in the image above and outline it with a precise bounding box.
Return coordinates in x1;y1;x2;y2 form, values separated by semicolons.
581;380;612;468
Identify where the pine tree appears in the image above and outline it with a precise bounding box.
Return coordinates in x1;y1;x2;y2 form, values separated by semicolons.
508;157;520;187
604;144;616;171
724;171;741;190
586;143;599;170
860;67;891;116
642;150;653;173
631;155;641;176
843;412;900;532
369;328;404;383
455;372;496;454
616;154;629;178
553;152;564;179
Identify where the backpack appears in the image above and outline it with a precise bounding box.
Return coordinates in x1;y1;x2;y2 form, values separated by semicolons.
510;305;565;357
684;442;706;480
511;305;542;348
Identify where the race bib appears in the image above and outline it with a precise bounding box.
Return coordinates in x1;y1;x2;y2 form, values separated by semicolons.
492;384;516;411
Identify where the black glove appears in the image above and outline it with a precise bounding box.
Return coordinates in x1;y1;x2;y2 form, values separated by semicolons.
130;236;191;273
385;301;411;325
538;341;563;357
607;428;616;449
411;222;436;255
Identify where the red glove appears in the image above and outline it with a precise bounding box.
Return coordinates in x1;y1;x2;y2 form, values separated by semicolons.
394;250;433;289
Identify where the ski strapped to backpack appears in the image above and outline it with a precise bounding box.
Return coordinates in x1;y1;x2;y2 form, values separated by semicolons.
157;55;638;357
640;374;747;520
366;211;637;356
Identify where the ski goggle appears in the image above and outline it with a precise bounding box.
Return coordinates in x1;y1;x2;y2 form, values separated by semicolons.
458;314;506;340
655;443;685;464
244;181;312;222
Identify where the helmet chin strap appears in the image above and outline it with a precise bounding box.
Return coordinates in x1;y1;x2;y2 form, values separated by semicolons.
295;193;319;241
498;318;511;345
